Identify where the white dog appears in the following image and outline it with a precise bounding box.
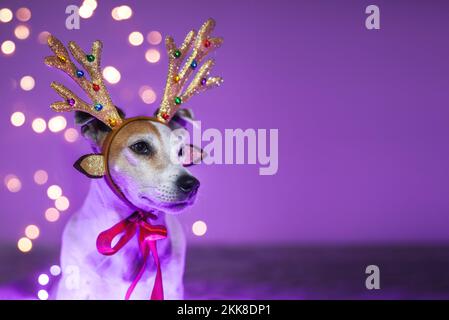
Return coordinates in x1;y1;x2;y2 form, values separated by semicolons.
55;110;199;300
45;19;221;300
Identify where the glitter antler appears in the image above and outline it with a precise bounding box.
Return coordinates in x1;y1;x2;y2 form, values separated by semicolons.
156;18;223;123
44;35;123;129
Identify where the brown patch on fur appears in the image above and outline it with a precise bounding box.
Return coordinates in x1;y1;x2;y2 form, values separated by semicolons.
108;120;166;170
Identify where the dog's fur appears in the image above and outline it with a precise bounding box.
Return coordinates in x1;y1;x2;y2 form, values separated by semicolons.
55;110;197;299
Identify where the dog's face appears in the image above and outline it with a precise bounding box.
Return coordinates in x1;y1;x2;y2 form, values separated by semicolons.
107;119;199;213
77;111;200;214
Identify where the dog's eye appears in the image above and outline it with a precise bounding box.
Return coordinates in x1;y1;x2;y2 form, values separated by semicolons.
129;141;153;156
178;147;184;158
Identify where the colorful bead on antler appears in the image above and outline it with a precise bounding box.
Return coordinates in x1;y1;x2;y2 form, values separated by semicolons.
44;35;123;129
156;18;224;123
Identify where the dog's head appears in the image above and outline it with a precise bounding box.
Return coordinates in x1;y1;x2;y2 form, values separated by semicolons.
76;109;202;214
45;20;222;216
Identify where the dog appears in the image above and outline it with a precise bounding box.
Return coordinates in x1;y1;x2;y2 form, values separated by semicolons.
45;19;222;300
54;109;199;299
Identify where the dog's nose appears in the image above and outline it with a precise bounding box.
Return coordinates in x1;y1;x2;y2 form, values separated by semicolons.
176;175;200;194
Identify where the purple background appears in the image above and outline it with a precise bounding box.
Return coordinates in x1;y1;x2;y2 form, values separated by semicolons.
1;0;449;249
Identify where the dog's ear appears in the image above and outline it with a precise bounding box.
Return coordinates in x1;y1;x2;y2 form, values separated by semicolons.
168;108;195;130
75;107;126;151
153;107;196;131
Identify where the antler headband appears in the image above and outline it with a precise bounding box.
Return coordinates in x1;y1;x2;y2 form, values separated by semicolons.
44;36;123;128
156;19;223;122
44;18;223;179
45;18;222;128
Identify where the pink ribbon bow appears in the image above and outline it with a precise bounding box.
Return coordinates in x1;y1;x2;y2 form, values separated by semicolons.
96;211;168;300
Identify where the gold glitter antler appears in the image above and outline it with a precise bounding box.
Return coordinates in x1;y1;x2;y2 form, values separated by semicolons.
44;35;123;128
156;18;223;123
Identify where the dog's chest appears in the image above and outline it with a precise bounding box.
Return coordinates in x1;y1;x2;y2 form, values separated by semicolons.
86;237;172;282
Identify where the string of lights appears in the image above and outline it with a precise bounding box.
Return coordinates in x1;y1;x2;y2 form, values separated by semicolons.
1;0;209;300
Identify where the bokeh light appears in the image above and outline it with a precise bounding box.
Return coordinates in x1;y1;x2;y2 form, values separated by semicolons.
14;25;30;40
32;118;47;133
50;265;61;276
128;31;143;46
11;111;25;127
37;31;50;44
55;196;70;211
139;86;157;104
147;31;162;45
25;225;40;240
38;274;49;286
17;237;32;253
48;115;67;133
1;40;15;55
34;170;48;185
5;175;22;193
16;7;31;22
47;185;62;200
20;75;35;91
37;289;48;300
79;4;94;19
64;128;79;143
192;220;208;236
112;5;132;21
83;0;97;11
103;66;121;84
0;8;13;23
45;208;60;222
145;49;160;63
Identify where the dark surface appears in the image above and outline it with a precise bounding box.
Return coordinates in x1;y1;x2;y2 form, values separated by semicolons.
1;245;449;299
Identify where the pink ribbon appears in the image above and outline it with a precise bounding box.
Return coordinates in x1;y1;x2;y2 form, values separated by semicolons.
96;211;168;300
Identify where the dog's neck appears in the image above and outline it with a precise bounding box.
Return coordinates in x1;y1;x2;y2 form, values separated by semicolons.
80;178;166;226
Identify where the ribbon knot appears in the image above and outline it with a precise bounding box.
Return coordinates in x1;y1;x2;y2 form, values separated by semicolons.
96;211;168;300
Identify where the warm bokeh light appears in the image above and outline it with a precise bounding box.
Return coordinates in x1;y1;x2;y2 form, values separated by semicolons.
147;31;162;45
34;170;48;185
64;128;79;143
83;0;97;11
112;5;133;21
47;185;62;200
1;40;15;55
38;274;49;286
50;265;61;276
48;115;67;133
37;31;50;44
5;175;22;193
139;86;157;104
16;7;31;22
45;208;60;222
111;7;119;20
32;118;46;133
25;225;40;240
11;111;25;127
37;289;49;300
192;220;208;236
103;66;121;84
0;8;13;23
79;4;94;19
145;49;160;63
128;31;143;46
118;5;132;19
55;196;70;211
18;237;32;253
14;25;30;40
20;75;35;91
